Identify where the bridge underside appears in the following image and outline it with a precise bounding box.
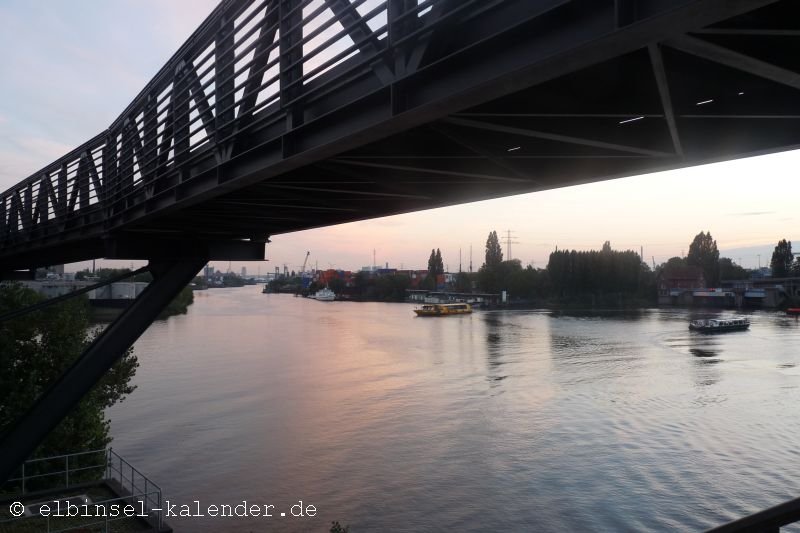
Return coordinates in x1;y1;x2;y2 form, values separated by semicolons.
5;4;800;525
2;0;800;272
192;33;800;236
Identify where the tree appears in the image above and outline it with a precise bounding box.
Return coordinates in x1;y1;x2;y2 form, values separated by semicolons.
602;241;612;253
424;248;444;289
484;231;503;269
718;258;749;281
160;286;194;318
0;284;138;463
427;249;437;274
478;231;505;293
771;239;793;278
426;248;444;276
328;277;346;295
687;231;720;286
353;271;371;296
663;256;688;271
374;274;411;301
547;248;643;297
454;272;473;293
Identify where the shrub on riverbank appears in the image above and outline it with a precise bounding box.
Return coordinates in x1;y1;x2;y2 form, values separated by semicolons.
0;284;138;487
159;286;194;318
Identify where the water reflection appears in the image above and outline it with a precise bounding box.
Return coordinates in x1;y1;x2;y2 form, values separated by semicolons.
688;336;721;360
107;290;800;532
690;348;720;358
684;331;722;387
774;315;800;329
547;309;649;320
483;313;508;387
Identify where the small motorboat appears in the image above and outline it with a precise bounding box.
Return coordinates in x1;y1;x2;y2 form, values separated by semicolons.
689;317;749;333
787;308;800;316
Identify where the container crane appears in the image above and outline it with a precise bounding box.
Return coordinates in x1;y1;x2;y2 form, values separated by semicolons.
295;251;311;295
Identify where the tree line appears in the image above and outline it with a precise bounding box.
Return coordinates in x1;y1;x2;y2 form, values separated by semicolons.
456;230;798;305
74;267;195;317
271;230;798;305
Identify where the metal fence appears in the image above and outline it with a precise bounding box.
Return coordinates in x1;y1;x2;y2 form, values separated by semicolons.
3;448;108;496
1;448;164;532
106;448;164;530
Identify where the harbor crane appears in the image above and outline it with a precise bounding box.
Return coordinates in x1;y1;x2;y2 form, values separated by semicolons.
292;251;310;296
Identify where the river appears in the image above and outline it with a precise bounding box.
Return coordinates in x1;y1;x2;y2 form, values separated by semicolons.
107;286;800;532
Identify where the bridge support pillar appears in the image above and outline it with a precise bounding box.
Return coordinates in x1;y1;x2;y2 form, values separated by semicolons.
0;258;207;485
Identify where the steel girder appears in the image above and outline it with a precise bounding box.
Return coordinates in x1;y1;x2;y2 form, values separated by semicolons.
2;0;794;271
0;258;207;484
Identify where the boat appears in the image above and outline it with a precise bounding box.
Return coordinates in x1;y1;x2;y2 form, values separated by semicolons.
689;317;750;333
787;308;800;315
312;287;336;301
414;303;472;316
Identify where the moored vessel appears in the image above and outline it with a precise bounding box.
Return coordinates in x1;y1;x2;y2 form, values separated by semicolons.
414;303;472;316
312;287;336;301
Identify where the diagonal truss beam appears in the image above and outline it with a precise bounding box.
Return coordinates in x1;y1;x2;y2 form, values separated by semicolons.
185;66;217;138
665;34;800;92
323;0;394;84
328;158;529;182
693;28;800;37
404;0;450;74
216;199;359;212
428;123;535;181
32;175;54;225
442;117;673;157
237;2;280;125
0;259;207;485
648;44;683;157
260;182;432;199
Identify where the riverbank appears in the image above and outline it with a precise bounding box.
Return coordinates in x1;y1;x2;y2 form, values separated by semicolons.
89;285;194;321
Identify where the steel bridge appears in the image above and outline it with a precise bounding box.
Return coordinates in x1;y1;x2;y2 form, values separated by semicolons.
2;1;800;530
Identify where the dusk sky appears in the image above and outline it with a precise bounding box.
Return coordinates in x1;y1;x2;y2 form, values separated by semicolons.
2;1;798;274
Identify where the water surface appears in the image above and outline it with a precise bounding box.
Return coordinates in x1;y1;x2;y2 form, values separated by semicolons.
108;287;800;531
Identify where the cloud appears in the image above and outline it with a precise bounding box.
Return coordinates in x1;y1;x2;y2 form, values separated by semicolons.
726;211;776;217
0;0;217;191
0;136;75;189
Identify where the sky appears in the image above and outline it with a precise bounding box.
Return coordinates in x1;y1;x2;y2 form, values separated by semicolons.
1;1;798;275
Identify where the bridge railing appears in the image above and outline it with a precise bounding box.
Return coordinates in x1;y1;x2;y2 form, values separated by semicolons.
1;0;506;255
0;133;107;251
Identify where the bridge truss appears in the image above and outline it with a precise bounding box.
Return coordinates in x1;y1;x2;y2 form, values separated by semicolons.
2;2;800;529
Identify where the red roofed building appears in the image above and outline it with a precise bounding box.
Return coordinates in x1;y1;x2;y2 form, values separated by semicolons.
657;265;706;305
